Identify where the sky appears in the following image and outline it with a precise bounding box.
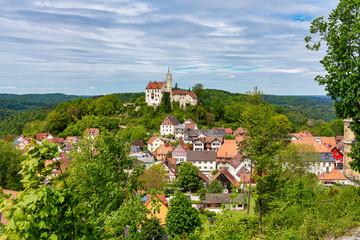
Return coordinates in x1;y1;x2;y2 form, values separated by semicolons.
0;0;340;96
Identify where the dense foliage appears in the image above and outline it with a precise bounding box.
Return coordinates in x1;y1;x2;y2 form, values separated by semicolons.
306;0;360;172
0;141;25;191
175;162;202;192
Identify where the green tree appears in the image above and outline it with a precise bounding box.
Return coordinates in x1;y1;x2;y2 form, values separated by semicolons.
211;97;225;121
207;179;224;193
165;191;201;238
175;162;202;192
0;141;25;191
305;0;360;172
139;217;165;240
240;103;289;235
159;92;171;113
139;164;168;190
192;84;204;99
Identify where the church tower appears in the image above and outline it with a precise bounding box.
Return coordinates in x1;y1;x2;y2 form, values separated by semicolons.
166;68;172;93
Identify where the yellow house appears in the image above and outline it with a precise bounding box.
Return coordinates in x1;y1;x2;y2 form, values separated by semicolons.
142;194;168;225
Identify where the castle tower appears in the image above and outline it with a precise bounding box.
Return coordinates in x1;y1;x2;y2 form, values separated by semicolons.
166;68;172;93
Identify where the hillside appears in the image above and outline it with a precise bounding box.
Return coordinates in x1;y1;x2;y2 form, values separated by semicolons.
0;90;338;138
0;93;80;112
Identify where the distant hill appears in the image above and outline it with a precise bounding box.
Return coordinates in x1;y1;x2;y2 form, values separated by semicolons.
0;93;80;111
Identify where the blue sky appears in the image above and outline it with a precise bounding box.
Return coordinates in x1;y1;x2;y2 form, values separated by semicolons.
0;0;339;95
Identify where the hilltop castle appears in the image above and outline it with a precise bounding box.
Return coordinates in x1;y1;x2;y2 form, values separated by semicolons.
145;70;198;107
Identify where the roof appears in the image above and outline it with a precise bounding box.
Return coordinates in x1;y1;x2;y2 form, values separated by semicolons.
199;171;209;182
172;90;198;99
64;136;80;144
205;193;244;204
290;131;313;140
142;194;169;207
161;115;180;126
217;142;238;159
290;137;336;153
211;167;239;187
130;145;142;153
48;137;64;144
236;167;256;184
132;140;145;148
146;81;165;89
318;169;348;181
229;153;245;169
234;127;248;136
157;143;173;155
35;133;52;141
194;137;223;144
85;128;99;136
225;128;233;135
178;139;189;151
187;151;217;161
147;136;165;144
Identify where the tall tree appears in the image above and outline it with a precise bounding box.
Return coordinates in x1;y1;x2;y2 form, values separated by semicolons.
240;103;289;235
159;92;171;113
305;0;360;172
165;191;201;238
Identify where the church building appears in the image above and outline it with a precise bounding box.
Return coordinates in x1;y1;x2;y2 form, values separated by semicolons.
145;70;198;107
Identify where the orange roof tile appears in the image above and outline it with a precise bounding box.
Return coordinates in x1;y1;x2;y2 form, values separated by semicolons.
35;133;53;141
318;169;348;181
146;81;165;89
157;143;173;155
217;142;238;158
290;137;336;153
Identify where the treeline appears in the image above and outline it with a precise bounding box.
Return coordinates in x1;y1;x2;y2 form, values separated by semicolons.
0;88;342;140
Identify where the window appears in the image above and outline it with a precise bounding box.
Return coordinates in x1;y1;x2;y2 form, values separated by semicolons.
210;161;213;164
210;167;213;169
198;161;201;164
204;166;207;169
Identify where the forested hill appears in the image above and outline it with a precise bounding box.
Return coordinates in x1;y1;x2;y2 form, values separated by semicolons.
200;89;336;122
0;93;80;111
0;90;338;138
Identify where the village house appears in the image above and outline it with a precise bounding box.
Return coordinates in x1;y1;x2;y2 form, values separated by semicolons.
129;151;156;168
156;143;173;161
44;152;69;178
64;136;80;144
13;135;33;151
85;128;100;139
227;154;252;183
233;127;248;136
147;136;165;152
35;133;53;144
211;167;239;193
216;140;238;162
172;139;189;164
204;193;244;209
318;168;350;186
160;115;180;137
174;118;198;139
184;129;226;143
193;137;223;151
141;194;169;226
160;157;177;183
145;70;198;107
186;151;217;176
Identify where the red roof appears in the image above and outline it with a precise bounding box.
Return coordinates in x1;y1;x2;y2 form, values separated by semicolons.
146;81;165;89
211;167;239;187
225;128;233;135
172;90;197;99
35;133;52;141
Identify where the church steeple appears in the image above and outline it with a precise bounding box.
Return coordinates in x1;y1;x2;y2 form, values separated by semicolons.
166;68;172;93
